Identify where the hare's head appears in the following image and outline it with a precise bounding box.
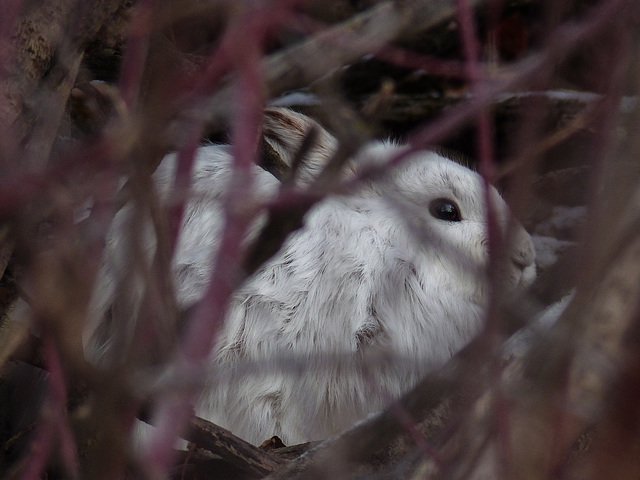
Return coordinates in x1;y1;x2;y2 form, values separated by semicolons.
355;143;537;294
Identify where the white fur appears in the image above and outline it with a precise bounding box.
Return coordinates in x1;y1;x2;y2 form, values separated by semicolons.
86;116;536;445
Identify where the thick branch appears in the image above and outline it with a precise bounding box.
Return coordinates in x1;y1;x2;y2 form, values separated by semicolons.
201;0;489;126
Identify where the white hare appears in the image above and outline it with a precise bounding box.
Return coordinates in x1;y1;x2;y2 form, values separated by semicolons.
86;108;536;445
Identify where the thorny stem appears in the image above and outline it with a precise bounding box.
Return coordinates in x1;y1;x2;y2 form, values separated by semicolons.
20;336;79;480
166;122;201;257
45;339;80;478
118;0;156;109
179;0;298;106
138;5;271;476
375;44;468;79
545;14;634;480
19;409;54;480
455;0;513;475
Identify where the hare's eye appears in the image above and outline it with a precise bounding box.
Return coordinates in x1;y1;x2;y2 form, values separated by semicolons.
429;198;462;222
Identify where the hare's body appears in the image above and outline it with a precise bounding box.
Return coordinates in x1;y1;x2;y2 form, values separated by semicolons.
87;110;536;445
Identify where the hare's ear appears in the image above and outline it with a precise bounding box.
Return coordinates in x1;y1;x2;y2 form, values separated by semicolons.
259;107;337;185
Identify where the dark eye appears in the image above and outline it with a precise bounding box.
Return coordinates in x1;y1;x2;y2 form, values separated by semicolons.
429;198;462;222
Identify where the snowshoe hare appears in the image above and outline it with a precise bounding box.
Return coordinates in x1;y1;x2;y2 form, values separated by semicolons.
85;108;536;445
